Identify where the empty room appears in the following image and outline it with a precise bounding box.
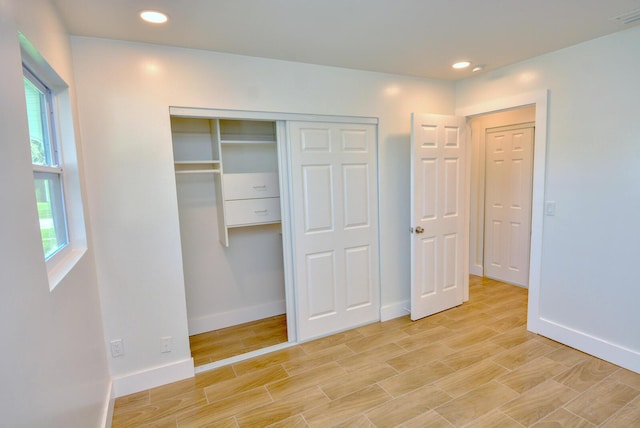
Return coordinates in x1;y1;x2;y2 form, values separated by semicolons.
2;0;640;426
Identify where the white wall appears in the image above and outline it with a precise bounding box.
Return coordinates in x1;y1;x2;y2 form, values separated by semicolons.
70;36;455;394
469;107;536;277
0;0;110;426
457;26;640;372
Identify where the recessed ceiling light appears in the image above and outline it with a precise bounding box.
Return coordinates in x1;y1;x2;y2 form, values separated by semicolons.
140;10;169;24
452;61;471;69
472;65;485;72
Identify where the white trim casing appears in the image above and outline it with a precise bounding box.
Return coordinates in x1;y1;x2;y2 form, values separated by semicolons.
456;89;548;336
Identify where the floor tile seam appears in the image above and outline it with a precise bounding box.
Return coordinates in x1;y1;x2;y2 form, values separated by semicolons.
280;359;345;378
599;367;640;393
112;400;153;417
492;375;529;396
553;373;603;395
397;410;448;428
318;363;399;400
387;381;453;406
495;378;566;418
126;396;207;428
117;388;207;421
441;329;502;350
265;363;347;399
316;379;394;406
297;412;311;428
496;410;525;427
457;410;524;428
231;415;240;428
431;406;458;427
491;340;554;367
138;415;177;428
375;380;399;401
236;386;326;427
567;377;640;424
530;337;563;353
434;358;509;391
493;354;552;379
559;404;599;427
205;384;272;408
232;361;289;378
113;391;152;414
203;364;289;399
493;361;565;392
596;397;640;427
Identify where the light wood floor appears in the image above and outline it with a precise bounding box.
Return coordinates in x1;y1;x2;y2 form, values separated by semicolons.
190;315;288;366
112;276;640;427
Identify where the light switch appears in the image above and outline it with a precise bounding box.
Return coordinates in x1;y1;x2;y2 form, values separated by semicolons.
545;201;556;216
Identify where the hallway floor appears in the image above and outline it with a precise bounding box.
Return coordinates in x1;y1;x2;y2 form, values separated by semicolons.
112;276;640;427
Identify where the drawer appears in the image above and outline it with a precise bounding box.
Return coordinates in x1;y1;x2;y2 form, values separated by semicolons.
225;198;281;227
223;173;279;200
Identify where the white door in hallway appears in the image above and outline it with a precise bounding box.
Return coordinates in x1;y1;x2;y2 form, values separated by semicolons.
484;125;534;287
410;113;468;320
288;121;380;341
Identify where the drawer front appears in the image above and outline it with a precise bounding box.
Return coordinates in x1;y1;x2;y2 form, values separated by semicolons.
223;173;279;200
225;198;281;227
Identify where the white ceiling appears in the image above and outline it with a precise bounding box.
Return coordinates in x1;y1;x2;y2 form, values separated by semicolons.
52;0;640;80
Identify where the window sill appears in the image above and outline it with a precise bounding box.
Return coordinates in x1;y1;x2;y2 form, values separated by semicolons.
48;247;87;291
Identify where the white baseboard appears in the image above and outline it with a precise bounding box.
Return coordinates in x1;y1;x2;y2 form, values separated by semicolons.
100;380;114;428
533;317;640;374
380;300;410;322
470;265;483;276
112;358;195;398
188;300;286;335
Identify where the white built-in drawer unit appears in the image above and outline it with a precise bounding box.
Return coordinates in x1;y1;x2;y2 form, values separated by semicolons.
225;198;281;227
223;173;279;200
223;173;280;226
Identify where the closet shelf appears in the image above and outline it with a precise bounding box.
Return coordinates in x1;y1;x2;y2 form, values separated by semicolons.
220;139;276;145
174;160;221;174
174;160;221;165
175;169;221;175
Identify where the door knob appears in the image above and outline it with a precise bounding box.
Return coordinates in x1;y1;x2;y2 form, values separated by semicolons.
415;226;424;234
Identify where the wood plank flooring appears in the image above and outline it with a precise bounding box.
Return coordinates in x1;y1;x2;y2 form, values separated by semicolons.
112;276;640;427
189;315;288;366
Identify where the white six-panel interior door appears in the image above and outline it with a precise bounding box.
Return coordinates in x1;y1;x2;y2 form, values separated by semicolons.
410;113;468;320
288;121;380;341
484;125;535;286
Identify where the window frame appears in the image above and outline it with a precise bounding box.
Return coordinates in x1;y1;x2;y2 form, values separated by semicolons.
20;32;88;290
23;65;71;264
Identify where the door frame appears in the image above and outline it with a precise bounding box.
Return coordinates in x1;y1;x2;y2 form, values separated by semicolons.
456;90;548;334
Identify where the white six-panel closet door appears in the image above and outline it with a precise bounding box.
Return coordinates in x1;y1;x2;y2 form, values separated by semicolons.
288;121;380;341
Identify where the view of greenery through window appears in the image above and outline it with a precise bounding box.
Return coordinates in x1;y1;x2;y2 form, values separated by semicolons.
24;71;67;259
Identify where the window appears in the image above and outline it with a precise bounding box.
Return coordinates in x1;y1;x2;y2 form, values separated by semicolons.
20;33;87;290
23;66;69;260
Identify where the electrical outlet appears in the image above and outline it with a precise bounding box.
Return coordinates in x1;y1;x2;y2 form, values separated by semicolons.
161;336;173;353
110;339;124;358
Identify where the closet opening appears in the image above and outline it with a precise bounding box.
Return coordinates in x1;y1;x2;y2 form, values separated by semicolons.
170;116;289;368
